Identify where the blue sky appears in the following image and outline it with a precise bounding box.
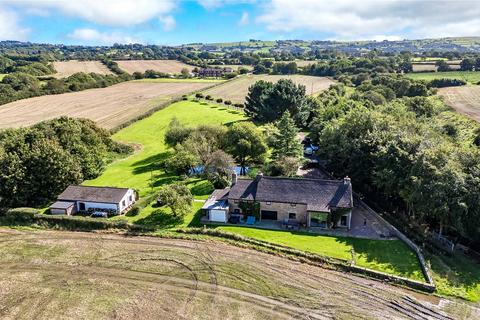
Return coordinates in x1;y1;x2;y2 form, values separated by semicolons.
1;1;480;46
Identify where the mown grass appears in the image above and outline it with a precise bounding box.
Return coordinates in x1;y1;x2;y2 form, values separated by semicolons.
429;252;480;302
84;99;245;197
406;71;480;84
211;225;425;281
132;78;225;83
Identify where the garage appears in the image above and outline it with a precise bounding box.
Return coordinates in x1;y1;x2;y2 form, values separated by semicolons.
261;210;278;220
209;209;228;223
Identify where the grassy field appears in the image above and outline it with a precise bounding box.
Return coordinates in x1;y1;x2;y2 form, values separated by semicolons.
438;86;480;122
202;74;335;103
406;71;480;84
116;59;193;74
133;78;225;83
2;229;464;319
52;60;112;78
0;81;214;130
84;100;245;196
213;226;424;281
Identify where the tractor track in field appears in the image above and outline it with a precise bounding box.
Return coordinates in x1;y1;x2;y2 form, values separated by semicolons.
0;229;468;319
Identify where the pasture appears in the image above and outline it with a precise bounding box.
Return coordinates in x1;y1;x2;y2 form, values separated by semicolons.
438;85;480;122
202;75;335;103
0;228;464;320
52;60;112;78
0;81;214;130
407;71;480;84
116;59;193;74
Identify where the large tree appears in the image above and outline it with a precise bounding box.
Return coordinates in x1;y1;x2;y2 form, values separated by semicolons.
269;111;303;159
224;122;267;175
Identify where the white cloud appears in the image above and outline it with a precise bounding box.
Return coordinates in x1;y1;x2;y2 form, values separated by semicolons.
238;11;249;26
0;7;29;40
257;0;480;40
68;28;141;45
197;0;257;10
7;0;177;27
159;15;176;31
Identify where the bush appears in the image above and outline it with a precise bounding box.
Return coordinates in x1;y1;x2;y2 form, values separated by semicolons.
125;206;140;217
195;92;204;98
33;215;152;232
205;95;213;100
216;98;223;103
182;95;188;100
224;100;232;105
234;103;244;108
428;78;466;88
5;207;39;223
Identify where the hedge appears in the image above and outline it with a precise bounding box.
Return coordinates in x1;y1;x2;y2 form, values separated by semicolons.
33;215;153;232
5;207;39;224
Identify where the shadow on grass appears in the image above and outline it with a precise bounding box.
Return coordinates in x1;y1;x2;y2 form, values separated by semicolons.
337;237;423;280
152;172;179;187
134;208;183;228
132;151;172;175
185;179;214;198
188;207;203;228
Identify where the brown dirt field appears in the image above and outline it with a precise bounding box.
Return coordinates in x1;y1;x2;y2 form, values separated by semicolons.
116;60;193;74
438;86;480;122
0;228;472;320
53;60;113;78
202;75;335;103
412;63;461;72
0;81;213;130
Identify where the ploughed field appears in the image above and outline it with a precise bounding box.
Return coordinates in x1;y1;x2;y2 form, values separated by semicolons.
0;81;213;130
52;60;113;78
202;75;334;103
116;59;193;74
0;228;467;320
438;86;480;122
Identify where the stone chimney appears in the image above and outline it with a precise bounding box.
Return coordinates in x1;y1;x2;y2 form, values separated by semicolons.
231;172;238;186
344;176;351;185
256;172;264;181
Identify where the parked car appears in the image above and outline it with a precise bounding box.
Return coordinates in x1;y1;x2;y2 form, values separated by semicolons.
91;211;108;218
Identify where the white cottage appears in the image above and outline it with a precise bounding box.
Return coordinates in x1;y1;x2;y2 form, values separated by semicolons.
49;185;136;215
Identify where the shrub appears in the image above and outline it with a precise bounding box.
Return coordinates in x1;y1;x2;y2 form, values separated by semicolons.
195;93;204;98
205;95;213;100
234;103;244;108
5;207;39;223
126;206;140;217
224;100;232;105
182;95;188;100
216;98;223;103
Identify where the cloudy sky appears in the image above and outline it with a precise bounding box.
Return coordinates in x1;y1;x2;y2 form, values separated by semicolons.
0;0;479;45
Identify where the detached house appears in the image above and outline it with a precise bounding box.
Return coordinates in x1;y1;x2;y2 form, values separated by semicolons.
202;173;354;229
49;185;136;216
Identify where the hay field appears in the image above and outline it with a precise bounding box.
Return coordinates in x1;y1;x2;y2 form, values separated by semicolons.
411;62;461;72
53;60;113;78
116;60;193;74
438;85;480;122
0;81;213;130
0;228;465;320
202;75;334;103
209;64;253;71
407;71;480;84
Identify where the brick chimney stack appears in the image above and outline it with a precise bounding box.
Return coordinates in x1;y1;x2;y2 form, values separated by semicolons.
344;176;351;185
231;172;238;186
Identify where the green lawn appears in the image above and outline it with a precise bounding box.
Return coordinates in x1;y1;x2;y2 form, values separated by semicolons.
132;78;225;83
0;74;6;81
406;71;480;84
84;100;245;197
429;253;480;302
213;226;425;281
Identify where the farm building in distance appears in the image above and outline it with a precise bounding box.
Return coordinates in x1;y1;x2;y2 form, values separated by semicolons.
49;185;136;215
202;173;353;229
198;67;233;77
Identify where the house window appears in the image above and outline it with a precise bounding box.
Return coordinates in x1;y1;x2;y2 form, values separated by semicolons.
289;213;296;219
234;200;238;204
266;202;271;205
129;196;132;202
340;215;348;226
122;200;126;207
290;203;296;207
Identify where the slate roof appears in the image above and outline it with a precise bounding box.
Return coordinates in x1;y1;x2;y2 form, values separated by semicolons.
57;185;130;204
227;176;353;212
49;201;75;209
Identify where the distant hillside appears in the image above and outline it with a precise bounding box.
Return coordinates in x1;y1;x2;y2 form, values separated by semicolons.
183;37;480;54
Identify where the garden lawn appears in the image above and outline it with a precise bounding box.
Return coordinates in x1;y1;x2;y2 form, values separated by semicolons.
84;100;245;197
213;226;425;281
406;71;480;84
